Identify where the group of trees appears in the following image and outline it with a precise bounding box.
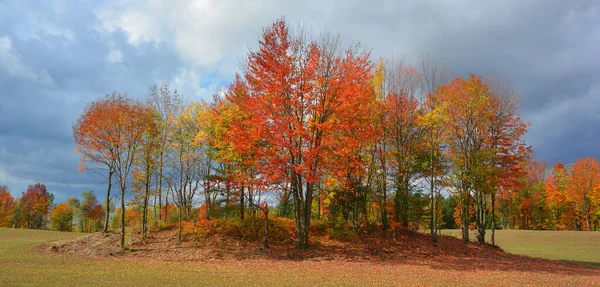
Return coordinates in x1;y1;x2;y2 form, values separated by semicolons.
66;18;541;250
4;19;596;251
0;184;106;232
0;184;52;229
497;157;600;231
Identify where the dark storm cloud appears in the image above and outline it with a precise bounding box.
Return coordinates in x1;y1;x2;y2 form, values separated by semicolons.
0;0;598;201
0;0;200;201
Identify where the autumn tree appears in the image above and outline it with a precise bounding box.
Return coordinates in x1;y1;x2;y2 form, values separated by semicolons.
76;92;151;247
80;190;104;233
0;185;15;227
112;95;153;247
485;82;530;245
568;157;600;231
437;74;529;243
66;197;81;231
74;93;118;232
51;203;74;232
380;60;424;229
131;104;159;239
147;83;183;221
228;19;375;248
418;56;449;242
21;183;51;229
516;159;547;229
545;162;571;229
163;102;206;241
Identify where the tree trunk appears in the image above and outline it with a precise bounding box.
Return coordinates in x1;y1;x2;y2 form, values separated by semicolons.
158;155;163;220
164;189;169;220
263;209;269;249
429;127;438;242
475;191;486;244
239;186;245;220
381;179;388;231
461;189;470;242
492;192;496;246
177;204;182;242
430;176;437;242
104;168;113;233
142;163;150;240
120;184;126;249
225;180;231;207
291;172;311;249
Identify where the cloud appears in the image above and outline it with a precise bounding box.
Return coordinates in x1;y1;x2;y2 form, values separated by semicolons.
0;36;54;85
95;0;277;70
1;0;600;202
107;48;122;63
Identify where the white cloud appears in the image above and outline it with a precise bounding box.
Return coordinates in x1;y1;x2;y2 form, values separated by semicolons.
0;36;54;85
95;0;277;70
15;12;77;43
41;21;75;42
96;8;163;46
107;48;122;63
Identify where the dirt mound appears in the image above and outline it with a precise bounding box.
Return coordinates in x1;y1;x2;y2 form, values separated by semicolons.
43;231;124;257
44;227;511;263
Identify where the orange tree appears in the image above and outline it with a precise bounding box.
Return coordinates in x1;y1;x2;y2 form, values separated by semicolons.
226;19;375;249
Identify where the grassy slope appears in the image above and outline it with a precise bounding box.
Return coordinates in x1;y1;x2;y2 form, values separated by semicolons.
441;229;600;265
1;228;599;286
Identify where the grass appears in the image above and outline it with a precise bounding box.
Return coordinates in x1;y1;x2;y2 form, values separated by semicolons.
1;228;599;286
441;229;600;266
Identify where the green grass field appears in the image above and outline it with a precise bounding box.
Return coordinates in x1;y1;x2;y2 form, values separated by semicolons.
1;228;599;286
441;229;600;266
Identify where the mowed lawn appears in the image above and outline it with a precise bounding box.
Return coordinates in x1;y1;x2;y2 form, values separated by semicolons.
441;229;600;266
1;228;599;286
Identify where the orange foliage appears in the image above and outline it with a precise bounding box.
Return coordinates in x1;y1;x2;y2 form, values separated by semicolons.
0;186;15;227
21;183;50;229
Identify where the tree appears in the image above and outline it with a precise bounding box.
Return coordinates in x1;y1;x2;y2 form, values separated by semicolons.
76;92;151;247
131;104;160;240
147;83;183;221
164;103;206;241
51;203;74;232
568;157;600;231
418;55;449;242
0;185;15;227
545;162;571;229
437;74;529;243
381;60;424;229
66;197;81;231
485;82;530;245
74;93;119;232
111;95;153;248
21;183;50;229
80;190;104;232
229;19;375;248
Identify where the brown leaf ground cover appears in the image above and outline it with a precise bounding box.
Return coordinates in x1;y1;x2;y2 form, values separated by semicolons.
44;222;600;278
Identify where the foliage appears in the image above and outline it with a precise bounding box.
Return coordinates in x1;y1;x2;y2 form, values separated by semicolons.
20;183;51;229
50;203;74;232
0;186;15;227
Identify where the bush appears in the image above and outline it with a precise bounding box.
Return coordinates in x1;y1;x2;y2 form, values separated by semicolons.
180;216;295;243
50;203;73;232
327;219;357;242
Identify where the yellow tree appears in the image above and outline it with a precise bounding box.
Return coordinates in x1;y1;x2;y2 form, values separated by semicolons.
131;105;160;239
164;102;206;241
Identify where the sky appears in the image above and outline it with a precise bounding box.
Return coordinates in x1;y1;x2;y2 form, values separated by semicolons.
1;0;599;202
